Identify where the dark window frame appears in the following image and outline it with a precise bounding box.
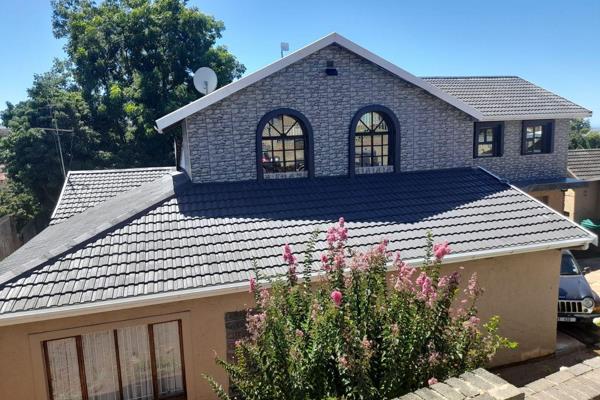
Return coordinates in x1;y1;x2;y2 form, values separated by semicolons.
256;108;314;180
349;105;400;176
473;121;504;158
521;120;554;155
43;320;187;400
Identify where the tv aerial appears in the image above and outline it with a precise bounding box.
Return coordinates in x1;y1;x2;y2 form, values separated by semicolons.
193;67;218;95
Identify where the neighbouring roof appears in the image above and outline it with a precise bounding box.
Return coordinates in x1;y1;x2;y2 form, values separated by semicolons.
0;167;595;323
51;167;176;224
155;33;591;131
422;76;591;120
568;149;600;181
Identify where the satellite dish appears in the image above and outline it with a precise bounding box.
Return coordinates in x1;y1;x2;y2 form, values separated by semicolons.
193;67;218;95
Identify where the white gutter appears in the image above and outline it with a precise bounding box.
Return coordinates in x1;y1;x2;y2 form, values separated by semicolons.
0;236;591;327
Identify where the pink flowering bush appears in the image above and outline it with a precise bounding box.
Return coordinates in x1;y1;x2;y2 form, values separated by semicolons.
206;218;516;400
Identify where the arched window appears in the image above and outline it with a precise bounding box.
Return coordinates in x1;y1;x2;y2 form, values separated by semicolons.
257;109;313;179
350;106;398;175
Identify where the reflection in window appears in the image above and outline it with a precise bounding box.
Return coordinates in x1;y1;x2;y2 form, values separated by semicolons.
354;111;391;168
261;114;306;174
523;121;553;154
474;122;502;158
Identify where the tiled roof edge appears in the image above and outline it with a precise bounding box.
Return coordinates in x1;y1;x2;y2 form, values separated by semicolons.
50;170;74;221
68;166;176;175
421;76;520;79
0;171;189;286
478;166;598;246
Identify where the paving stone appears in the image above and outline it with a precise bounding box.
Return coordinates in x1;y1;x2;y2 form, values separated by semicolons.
567;362;592;376
414;387;445;399
398;393;422;400
578;375;600;393
472;368;509;387
546;386;580;400
545;370;575;385
582;356;600;369
488;384;524;400
460;372;495;391
521;386;535;397
430;382;464;400
525;378;555;393
562;377;598;399
445;377;481;397
472;394;494;400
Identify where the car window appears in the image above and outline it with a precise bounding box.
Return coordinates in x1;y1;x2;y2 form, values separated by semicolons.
561;254;581;275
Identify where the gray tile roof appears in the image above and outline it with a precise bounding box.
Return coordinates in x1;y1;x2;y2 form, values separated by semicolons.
422;76;592;119
568;149;600;181
0;167;594;316
51;167;176;224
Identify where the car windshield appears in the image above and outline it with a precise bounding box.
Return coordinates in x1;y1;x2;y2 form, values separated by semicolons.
561;254;581;276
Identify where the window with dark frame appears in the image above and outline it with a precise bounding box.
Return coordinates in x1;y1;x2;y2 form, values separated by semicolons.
43;320;186;400
522;120;554;155
474;122;503;158
261;114;307;174
353;111;392;168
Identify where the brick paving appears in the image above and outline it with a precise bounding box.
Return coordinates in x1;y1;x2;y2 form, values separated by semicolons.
523;356;600;399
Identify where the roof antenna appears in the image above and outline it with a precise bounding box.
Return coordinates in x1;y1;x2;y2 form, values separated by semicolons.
280;42;289;58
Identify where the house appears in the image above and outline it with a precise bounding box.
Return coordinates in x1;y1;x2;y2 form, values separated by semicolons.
0;33;595;400
564;149;600;224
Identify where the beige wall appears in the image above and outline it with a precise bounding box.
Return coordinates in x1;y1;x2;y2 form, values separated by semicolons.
0;250;561;400
528;189;565;215
564;182;600;223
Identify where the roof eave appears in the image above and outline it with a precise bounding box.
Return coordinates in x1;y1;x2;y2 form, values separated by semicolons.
155;32;484;132
477;111;593;122
0;235;593;327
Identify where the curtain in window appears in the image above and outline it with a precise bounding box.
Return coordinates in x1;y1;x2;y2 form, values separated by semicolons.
153;321;184;397
117;325;153;400
45;337;83;400
82;331;120;400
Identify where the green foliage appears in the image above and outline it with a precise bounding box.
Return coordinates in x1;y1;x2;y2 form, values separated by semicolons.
569;118;600;149
0;182;40;230
1;0;244;226
207;220;516;400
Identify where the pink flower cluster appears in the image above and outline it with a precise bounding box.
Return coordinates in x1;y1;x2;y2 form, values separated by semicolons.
249;277;257;293
326;217;348;247
462;315;481;332
416;272;437;307
247;312;266;340
283;243;298;284
394;253;416;291
331;289;343;307
433;241;451;261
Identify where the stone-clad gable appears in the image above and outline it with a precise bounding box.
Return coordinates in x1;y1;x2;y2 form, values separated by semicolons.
185;44;568;183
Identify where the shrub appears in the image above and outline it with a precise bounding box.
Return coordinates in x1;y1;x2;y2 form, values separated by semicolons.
206;218;516;400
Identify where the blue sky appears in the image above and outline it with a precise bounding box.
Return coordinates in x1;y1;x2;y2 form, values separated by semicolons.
1;0;599;126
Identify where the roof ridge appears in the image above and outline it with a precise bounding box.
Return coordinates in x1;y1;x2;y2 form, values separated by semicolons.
68;166;176;175
422;76;520;79
0;171;189;287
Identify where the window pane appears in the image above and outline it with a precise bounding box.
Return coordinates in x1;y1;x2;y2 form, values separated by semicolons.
262;123;278;137
478;144;493;156
82;331;120;400
153;322;185;398
534;125;543;138
362;136;371;146
270;116;284;135
359;113;373;130
295;150;304;161
282;115;296;134
374;119;388;132
295;138;304;150
373;135;382;146
45;338;83;400
381;155;388;165
117;325;154;400
526;126;534;139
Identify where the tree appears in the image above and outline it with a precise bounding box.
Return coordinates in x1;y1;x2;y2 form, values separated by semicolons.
569;119;591;149
0;60;100;219
206;220;516;400
51;0;245;165
1;0;244;226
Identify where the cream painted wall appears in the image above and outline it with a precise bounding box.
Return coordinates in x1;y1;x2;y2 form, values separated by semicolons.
528;189;565;216
0;250;561;400
564;182;600;223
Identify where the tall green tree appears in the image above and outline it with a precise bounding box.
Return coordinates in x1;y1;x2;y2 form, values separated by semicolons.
1;0;244;226
51;0;245;165
569;118;591;149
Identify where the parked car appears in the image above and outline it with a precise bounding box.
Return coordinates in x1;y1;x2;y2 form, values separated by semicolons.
558;250;600;323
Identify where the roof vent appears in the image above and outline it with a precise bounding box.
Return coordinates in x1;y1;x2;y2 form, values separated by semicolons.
325;61;338;76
